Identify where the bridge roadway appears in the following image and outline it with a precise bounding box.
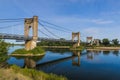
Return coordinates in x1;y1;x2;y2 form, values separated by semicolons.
0;33;77;43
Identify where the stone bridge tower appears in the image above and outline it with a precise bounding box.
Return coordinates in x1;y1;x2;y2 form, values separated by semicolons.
24;16;38;50
72;32;80;48
86;37;93;45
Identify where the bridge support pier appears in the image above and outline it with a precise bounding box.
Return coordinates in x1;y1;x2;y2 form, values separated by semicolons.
86;37;93;45
25;40;37;50
72;32;80;48
24;16;38;50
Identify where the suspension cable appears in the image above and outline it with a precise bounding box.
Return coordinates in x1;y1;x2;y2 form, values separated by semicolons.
38;29;52;38
39;19;72;32
41;24;70;33
38;21;60;39
0;18;25;21
0;23;23;29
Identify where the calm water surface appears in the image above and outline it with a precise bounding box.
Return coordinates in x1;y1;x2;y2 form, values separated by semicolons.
7;46;120;80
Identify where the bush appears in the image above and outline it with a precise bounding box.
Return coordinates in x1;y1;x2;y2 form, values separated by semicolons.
0;40;9;54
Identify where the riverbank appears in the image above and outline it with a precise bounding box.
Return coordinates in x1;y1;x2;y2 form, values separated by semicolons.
87;47;120;51
0;65;67;80
9;53;45;56
41;46;70;49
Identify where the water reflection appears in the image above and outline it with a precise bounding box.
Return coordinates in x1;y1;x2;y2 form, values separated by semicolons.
44;49;70;54
72;51;80;66
24;58;36;68
7;46;120;80
103;51;110;55
9;50;120;69
112;50;119;56
23;51;82;68
86;50;94;60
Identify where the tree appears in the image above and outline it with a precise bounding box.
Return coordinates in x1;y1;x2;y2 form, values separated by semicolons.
112;39;119;45
0;40;8;54
0;39;9;62
102;38;110;46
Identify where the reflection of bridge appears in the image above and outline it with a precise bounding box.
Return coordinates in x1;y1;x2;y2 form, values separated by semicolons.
24;51;85;68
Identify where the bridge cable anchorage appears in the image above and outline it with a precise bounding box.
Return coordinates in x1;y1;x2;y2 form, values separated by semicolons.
38;29;52;38
0;23;23;29
38;21;60;39
39;19;72;32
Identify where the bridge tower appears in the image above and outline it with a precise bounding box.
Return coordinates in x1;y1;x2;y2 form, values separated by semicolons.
72;32;80;48
24;16;38;50
86;37;93;45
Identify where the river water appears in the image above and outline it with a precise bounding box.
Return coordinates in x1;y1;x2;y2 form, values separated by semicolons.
6;46;120;80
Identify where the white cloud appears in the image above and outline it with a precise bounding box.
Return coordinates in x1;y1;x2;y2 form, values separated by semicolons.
90;19;114;24
47;16;114;26
81;27;100;38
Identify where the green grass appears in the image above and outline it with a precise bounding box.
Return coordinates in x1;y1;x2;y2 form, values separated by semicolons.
70;46;85;51
0;65;67;80
12;46;45;54
76;46;84;50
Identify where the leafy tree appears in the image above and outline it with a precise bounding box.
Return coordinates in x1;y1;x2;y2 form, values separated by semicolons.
102;38;110;46
0;39;9;62
0;40;9;54
112;39;119;45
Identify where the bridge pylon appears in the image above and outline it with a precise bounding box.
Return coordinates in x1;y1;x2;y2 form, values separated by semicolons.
24;16;38;50
72;32;80;48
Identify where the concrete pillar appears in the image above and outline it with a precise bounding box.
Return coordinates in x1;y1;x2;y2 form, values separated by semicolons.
72;32;80;47
96;39;100;46
24;16;38;50
86;37;93;45
77;32;80;46
72;32;74;42
33;16;38;41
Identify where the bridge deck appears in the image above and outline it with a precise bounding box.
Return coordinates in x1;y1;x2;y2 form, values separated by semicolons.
0;33;77;43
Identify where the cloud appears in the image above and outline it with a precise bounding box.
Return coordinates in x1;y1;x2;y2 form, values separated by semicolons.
82;27;100;37
100;11;120;16
47;16;114;26
90;19;114;24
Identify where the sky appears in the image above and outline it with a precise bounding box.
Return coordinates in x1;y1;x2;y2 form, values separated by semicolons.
0;0;120;42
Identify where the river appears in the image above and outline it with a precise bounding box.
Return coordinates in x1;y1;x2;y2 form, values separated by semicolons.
6;46;120;80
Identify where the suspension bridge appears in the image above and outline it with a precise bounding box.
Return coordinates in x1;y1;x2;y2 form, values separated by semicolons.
0;16;80;50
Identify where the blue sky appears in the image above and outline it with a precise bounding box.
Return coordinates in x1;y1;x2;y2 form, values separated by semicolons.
0;0;120;41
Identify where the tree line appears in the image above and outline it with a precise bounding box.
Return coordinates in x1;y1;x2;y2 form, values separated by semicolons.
37;38;120;47
87;38;119;46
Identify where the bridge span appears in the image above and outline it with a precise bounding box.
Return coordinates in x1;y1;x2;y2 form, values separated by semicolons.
0;33;77;43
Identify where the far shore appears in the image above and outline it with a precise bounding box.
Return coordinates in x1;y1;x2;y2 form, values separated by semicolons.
87;47;120;51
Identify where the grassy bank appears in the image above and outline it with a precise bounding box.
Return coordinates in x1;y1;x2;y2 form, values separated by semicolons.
11;46;45;56
86;47;120;51
70;46;85;51
0;65;67;80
